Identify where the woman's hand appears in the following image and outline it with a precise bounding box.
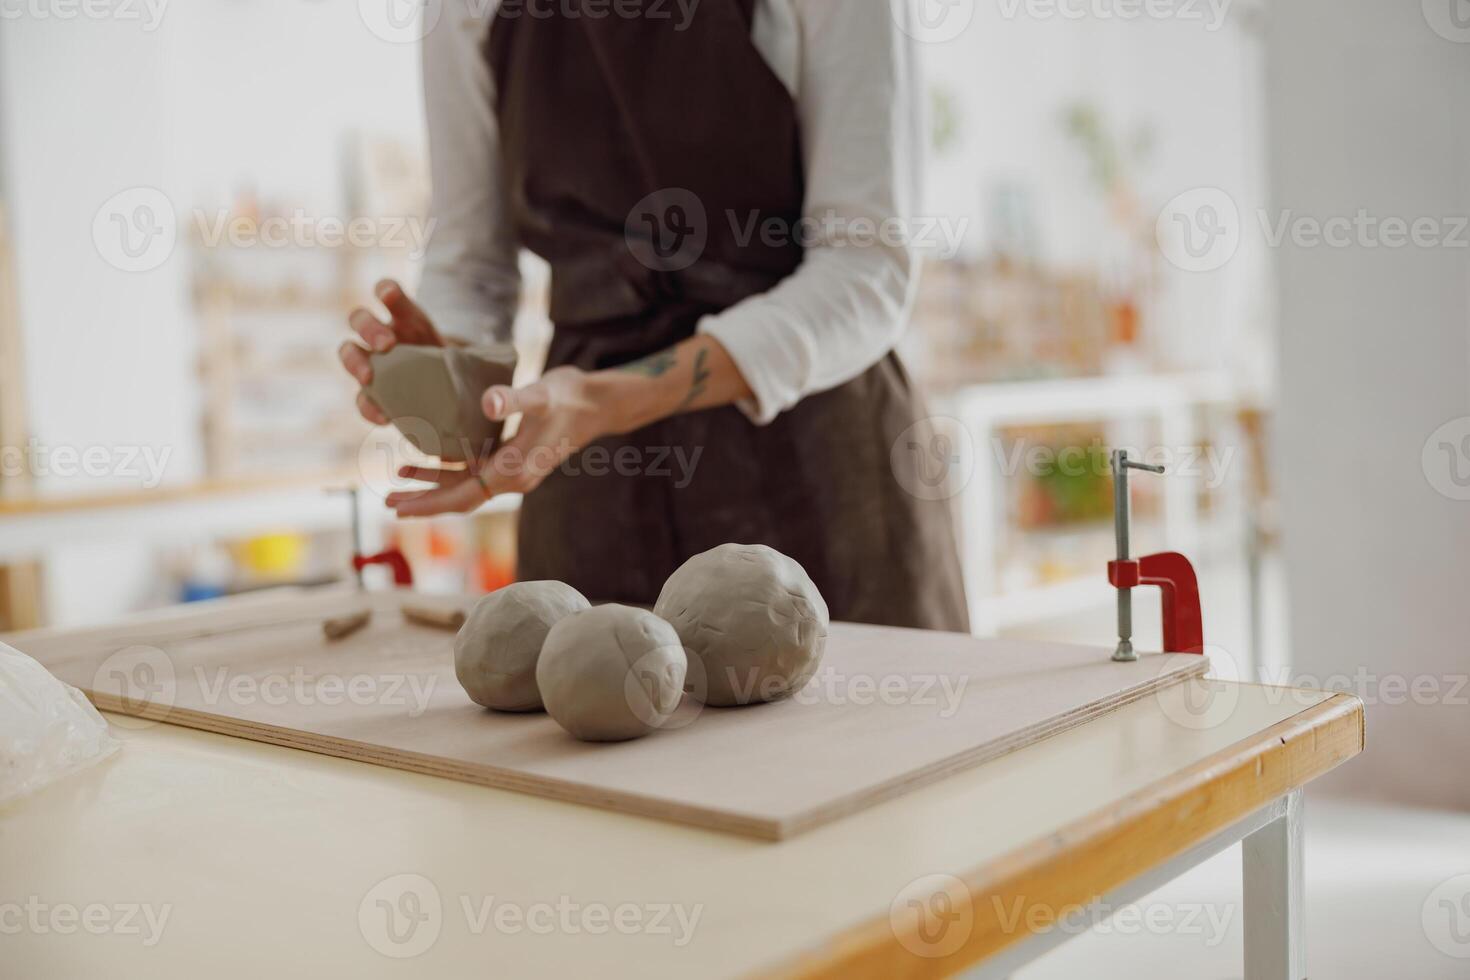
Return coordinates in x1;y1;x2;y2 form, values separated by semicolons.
338;279;444;426
385;366;613;517
383;334;752;518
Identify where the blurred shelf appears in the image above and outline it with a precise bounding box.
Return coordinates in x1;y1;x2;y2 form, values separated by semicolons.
943;370;1236;425
946;370;1245;636
0;470;354;517
0;472;520;562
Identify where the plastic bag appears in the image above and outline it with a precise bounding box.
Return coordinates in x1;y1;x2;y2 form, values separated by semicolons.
0;641;120;805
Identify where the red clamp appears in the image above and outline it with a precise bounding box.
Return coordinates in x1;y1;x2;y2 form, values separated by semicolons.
1108;552;1204;654
353;549;415;587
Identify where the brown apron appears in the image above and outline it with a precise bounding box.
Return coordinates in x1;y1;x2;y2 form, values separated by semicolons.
485;0;970;632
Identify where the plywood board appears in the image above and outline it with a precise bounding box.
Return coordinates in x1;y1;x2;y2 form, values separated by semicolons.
8;590;1207;840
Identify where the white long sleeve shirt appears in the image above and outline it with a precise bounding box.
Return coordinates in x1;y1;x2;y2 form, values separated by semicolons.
419;0;925;424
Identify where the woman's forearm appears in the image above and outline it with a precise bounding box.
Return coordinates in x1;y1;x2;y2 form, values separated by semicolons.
589;335;753;436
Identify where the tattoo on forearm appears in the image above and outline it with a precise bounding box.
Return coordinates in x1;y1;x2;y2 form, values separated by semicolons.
618;351;678;377
677;349;711;411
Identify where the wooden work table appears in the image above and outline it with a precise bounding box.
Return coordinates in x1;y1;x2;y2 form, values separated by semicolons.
1;680;1361;978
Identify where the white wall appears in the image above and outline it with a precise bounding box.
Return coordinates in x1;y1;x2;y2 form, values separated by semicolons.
923;1;1272;383
0;5;423;491
1267;0;1470;807
0;15;199;494
0;4;422;624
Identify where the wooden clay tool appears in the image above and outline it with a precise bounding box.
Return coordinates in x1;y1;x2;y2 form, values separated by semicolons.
401;603;466;632
321;488;465;638
323;609;372;641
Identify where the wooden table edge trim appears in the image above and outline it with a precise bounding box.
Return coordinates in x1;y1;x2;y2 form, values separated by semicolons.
756;690;1365;980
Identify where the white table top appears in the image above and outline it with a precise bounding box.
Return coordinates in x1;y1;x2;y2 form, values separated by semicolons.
1;680;1361;978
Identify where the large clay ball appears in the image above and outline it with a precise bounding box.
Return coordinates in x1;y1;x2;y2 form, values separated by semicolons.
654;544;829;707
536;605;688;743
454;582;590;712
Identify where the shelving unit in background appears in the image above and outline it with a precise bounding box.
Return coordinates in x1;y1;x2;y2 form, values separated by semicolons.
178;150;552;613
192;235;410;479
939;371;1243;636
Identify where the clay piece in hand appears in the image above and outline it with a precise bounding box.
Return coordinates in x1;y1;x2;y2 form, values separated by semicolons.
536;605;688;743
363;343;517;462
454;582;590;712
655;543;829;707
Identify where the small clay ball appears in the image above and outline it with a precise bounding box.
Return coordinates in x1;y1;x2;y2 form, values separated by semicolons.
536;605;688;743
654;543;829;707
454;582;590;712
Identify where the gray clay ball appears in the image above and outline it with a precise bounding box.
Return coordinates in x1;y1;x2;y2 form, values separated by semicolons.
654;543;829;707
536;605;688;743
454;581;590;712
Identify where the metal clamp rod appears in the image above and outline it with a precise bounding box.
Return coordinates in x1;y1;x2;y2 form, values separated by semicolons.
1112;450;1166;662
329;487;366;589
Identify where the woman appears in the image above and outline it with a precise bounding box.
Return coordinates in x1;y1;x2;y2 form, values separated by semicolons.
339;0;969;632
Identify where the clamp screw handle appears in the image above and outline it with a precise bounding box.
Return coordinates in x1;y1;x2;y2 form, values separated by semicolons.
1112;451;1166;662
